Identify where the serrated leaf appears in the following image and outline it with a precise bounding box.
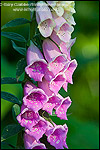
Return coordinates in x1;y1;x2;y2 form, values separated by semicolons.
16;58;27;79
1;32;26;42
1;91;21;105
1;124;22;142
11;40;26;56
1;18;31;30
1;77;22;84
12;104;20;122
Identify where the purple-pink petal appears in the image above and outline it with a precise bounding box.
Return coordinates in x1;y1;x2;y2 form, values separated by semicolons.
24;133;46;149
48;54;68;75
42;38;61;63
47;124;68;149
25;117;48;141
26;41;44;65
38;78;54;97
55;96;72;120
23;88;48;112
24;81;37;96
25;60;47;82
16;104;40;130
49;73;66;95
63;59;77;84
42;94;62;115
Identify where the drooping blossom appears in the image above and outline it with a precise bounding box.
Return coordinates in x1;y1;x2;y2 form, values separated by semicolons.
46;123;68;149
55;95;72;120
36;1;56;37
52;12;74;43
50;30;76;60
25;117;48;141
42;93;72;120
17;104;40;130
61;59;78;84
43;38;68;76
38;77;54;97
25;41;47;82
24;133;46;149
23;83;48;112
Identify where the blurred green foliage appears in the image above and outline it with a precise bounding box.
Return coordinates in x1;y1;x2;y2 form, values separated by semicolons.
1;1;99;149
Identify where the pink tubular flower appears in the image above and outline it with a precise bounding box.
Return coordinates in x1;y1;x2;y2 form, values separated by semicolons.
24;133;46;149
52;12;74;43
25;117;48;141
25;41;47;82
36;1;56;37
42;94;62;115
38;78;54;97
55;94;72;120
46;123;68;149
24;81;37;96
43;38;68;76
16;104;40;130
23;84;48;112
42;94;72;120
49;72;66;95
62;59;78;84
50;30;76;60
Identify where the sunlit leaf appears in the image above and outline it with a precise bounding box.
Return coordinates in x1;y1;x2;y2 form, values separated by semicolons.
1;18;31;30
1;91;22;105
1;32;26;42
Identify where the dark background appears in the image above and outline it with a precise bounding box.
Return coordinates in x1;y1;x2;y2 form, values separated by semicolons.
1;1;99;149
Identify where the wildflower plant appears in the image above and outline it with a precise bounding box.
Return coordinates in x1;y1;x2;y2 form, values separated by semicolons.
1;1;77;149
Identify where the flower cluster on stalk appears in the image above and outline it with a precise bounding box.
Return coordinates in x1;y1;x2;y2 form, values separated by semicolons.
17;1;77;149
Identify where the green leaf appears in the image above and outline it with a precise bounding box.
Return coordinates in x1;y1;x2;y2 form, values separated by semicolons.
1;77;22;84
1;124;22;142
1;18;31;30
1;91;21;105
12;104;20;122
11;40;26;56
16;58;27;79
1;32;26;42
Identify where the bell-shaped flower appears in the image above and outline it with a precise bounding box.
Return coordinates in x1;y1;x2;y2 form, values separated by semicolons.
62;59;78;84
16;104;40;131
24;133;46;149
23;85;48;112
24;81;37;96
49;72;66;95
52;12;74;43
63;11;76;25
46;123;68;149
25;41;47;82
36;1;56;37
38;78;54;97
43;38;68;76
25;117;48;141
50;30;76;60
42;94;62;115
55;95;72;120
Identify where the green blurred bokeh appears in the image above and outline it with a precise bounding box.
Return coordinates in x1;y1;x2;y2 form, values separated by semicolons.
1;1;99;149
